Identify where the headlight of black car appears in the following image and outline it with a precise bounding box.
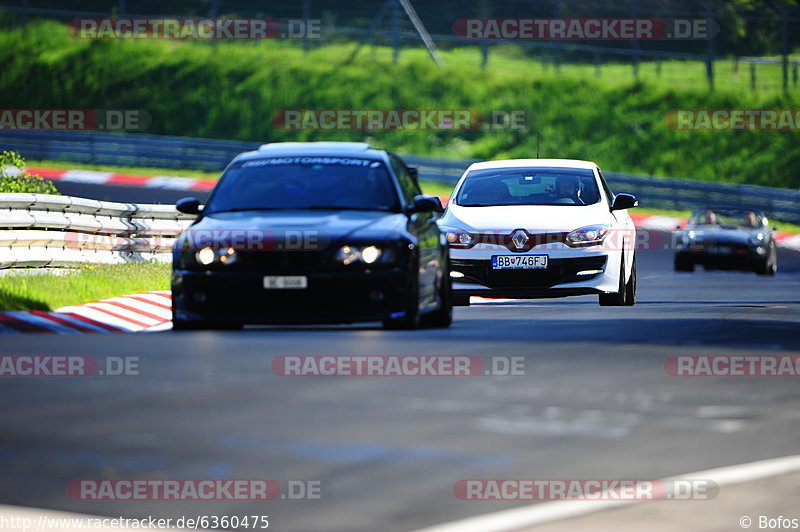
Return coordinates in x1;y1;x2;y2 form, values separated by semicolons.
749;233;765;247
334;244;396;266
195;246;238;266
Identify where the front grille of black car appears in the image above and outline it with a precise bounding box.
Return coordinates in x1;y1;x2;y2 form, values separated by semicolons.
700;242;749;252
451;256;608;288
240;250;331;273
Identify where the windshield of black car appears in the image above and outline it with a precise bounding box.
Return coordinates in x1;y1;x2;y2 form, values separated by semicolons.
455;167;601;206
204;157;401;214
688;211;766;229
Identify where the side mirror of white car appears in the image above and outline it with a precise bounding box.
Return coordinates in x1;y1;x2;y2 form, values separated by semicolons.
611;194;638;211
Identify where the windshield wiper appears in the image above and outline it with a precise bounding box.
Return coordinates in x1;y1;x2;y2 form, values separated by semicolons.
211;207;289;213
305;205;388;211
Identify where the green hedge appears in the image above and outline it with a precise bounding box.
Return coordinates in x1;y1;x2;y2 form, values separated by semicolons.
0;151;59;194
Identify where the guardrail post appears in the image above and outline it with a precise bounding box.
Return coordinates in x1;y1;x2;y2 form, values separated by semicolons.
770;2;789;93
391;0;400;64
696;0;715;90
303;0;311;53
628;0;640;81
480;0;488;69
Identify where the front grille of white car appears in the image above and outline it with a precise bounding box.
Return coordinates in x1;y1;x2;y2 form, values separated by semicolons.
451;256;607;288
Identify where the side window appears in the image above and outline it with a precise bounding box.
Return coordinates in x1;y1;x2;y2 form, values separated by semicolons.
597;169;615;204
389;153;421;207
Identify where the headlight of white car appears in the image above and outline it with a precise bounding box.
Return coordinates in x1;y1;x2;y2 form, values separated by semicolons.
565;224;611;247
441;227;477;249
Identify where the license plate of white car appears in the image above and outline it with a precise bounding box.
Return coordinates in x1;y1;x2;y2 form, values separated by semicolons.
263;276;308;289
492;255;548;269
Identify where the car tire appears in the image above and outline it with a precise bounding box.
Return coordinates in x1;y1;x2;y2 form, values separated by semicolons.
173;319;242;331
624;256;637;306
674;256;694;272
172;318;200;331
756;251;777;276
421;266;453;329
599;256;627;306
453;294;471;306
383;269;421;330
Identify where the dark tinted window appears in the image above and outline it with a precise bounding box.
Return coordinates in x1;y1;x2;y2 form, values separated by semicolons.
204;157;401;213
389;154;421;207
456;167;601;207
597;169;615;204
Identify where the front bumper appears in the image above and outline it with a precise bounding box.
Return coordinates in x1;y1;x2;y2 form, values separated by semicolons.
172;268;411;324
675;247;766;270
450;255;611;299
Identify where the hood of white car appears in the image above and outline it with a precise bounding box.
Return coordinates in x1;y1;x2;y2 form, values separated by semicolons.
441;203;614;233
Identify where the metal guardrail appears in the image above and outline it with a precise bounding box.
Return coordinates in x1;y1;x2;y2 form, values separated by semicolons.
1;131;799;223
0;193;194;268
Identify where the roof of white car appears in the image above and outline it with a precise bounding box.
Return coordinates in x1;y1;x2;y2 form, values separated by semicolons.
467;159;598;171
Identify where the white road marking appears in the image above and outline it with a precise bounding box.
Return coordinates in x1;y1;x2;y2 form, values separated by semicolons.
413;454;800;532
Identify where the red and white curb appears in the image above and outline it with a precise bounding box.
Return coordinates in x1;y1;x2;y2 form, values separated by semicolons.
10;166;217;191
0;291;172;334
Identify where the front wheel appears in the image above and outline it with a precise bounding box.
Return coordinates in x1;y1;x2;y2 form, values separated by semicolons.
453;294;471;307
624;256;637;306
383;271;421;330
421;266;453;328
172;318;242;331
599;256;627;307
756;249;777;276
674;256;694;272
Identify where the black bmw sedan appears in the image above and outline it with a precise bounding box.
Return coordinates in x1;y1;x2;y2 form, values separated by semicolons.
171;142;452;330
673;209;778;275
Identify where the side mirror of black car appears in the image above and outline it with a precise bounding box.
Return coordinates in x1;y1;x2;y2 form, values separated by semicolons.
176;197;203;215
611;193;638;211
412;195;444;214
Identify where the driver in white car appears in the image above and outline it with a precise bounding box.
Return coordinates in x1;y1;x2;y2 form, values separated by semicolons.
554;175;582;204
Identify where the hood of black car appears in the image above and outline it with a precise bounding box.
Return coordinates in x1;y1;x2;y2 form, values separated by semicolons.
689;227;763;246
184;209;408;246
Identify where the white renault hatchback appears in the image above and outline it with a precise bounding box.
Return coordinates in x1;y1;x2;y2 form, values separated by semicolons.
439;159;639;306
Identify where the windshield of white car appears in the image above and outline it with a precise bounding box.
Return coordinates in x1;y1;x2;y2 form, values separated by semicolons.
455;167;601;207
204;158;402;214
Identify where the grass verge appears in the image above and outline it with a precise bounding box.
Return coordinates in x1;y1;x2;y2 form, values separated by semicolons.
0;262;171;311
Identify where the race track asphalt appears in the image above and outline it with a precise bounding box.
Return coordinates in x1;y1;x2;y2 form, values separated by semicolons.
1;245;799;531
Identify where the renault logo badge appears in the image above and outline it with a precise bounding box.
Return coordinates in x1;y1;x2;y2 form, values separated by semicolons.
511;229;529;250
